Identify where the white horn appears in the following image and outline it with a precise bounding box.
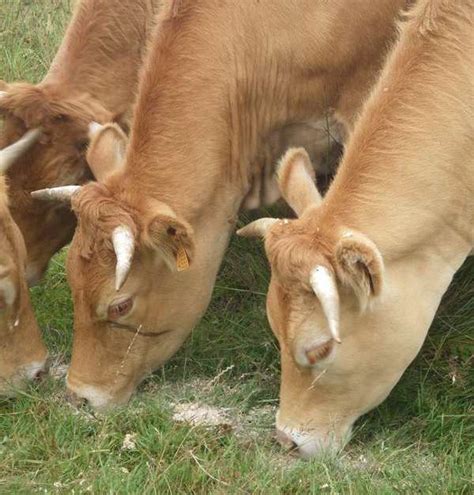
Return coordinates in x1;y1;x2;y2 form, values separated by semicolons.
310;265;341;343
31;185;81;202
236;218;279;238
88;121;104;139
112;225;135;291
0;128;42;174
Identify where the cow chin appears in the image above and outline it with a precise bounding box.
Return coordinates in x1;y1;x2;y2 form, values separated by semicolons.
275;411;353;459
66;375;136;412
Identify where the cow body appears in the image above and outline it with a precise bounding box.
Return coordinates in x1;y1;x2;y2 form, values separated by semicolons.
240;0;473;456
52;0;410;409
0;0;161;284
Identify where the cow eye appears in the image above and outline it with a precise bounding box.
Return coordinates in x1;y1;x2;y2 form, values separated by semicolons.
108;298;133;320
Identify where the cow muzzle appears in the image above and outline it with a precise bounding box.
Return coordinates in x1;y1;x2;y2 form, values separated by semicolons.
65;375;132;412
275;412;351;458
0;358;48;396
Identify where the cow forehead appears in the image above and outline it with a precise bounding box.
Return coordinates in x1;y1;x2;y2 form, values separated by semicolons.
73;183;135;222
66;243;113;301
70;226;113;270
1;84;111;127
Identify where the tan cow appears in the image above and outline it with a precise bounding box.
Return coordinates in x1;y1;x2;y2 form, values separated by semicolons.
35;0;409;409
238;0;474;456
0;132;48;394
0;0;160;285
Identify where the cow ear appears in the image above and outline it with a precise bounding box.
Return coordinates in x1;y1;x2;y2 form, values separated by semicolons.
112;110;132;135
144;205;195;272
86;122;127;182
334;230;384;310
277;147;322;217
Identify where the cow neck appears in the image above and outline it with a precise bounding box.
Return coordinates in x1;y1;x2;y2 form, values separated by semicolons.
119;9;346;222
322;9;473;264
322;122;472;268
42;0;158;115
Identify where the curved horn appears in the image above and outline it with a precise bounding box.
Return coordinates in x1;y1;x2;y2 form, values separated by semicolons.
112;225;135;291
0;128;42;174
88;121;104;139
31;185;81;202
236;218;279;238
310;265;341;343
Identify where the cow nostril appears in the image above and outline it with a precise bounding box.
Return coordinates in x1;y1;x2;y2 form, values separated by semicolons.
285;439;299;455
276;428;298;452
65;390;88;408
33;369;46;381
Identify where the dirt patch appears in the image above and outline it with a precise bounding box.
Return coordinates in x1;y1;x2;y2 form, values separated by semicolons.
171;399;277;446
121;433;137;451
172;403;234;429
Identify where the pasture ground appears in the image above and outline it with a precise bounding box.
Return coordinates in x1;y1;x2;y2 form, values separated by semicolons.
0;1;473;493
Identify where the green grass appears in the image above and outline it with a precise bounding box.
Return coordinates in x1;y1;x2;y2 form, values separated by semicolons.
1;1;473;493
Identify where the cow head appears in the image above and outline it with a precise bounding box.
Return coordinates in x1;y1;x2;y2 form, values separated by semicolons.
33;124;208;410
0;135;48;394
0;81;112;285
238;148;428;457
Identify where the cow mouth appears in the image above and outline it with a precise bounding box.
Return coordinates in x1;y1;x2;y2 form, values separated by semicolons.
107;320;174;338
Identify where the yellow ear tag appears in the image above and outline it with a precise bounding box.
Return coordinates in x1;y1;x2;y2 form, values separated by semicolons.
176;244;190;272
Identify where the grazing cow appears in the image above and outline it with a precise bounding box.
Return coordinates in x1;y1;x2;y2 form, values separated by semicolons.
0;0;160;285
0;132;48;394
238;0;474;456
35;0;409;409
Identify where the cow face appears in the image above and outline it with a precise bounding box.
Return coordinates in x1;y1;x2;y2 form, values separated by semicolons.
0;81;112;285
33;124;211;410
65;187;198;410
0;167;47;394
238;148;428;457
